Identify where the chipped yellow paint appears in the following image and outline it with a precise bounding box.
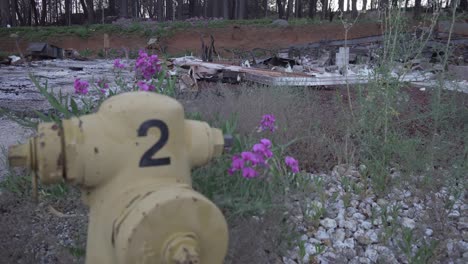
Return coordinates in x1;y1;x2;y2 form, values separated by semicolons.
8;92;229;264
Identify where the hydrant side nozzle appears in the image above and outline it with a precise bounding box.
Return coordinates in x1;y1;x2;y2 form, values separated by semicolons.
8;140;32;169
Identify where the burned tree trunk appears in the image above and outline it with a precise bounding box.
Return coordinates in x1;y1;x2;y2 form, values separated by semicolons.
0;0;10;26
40;0;47;25
277;0;284;18
308;0;316;19
157;0;164;21
85;0;95;23
414;0;421;19
120;0;128;17
30;0;39;25
352;0;357;17
338;0;344;12
223;0;229;19
166;0;174;20
286;0;293;20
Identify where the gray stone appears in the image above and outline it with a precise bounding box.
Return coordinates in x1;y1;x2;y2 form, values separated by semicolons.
458;240;468;252
272;19;288;27
377;198;389;207
350;200;360;208
355;229;372;245
352;212;366;220
304;243;317;257
401;217;416;229
449;210;461;219
361;221;373;230
333;228;346;243
343;220;358;232
320;218;337;229
358;257;372;264
425;228;433;236
316;228;330;240
282;257;296;264
365;247;379;262
340;248;357;259
343;238;355;249
308;238;321;245
458;217;468;230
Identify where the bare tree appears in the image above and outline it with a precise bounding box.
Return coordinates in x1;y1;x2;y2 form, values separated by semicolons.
309;0;316;18
30;0;39;25
0;0;10;26
120;0;128;17
277;0;285;18
352;0;357;17
85;0;94;23
223;0;229;19
286;0;293;19
65;0;72;25
166;0;173;20
338;0;344;11
414;0;421;19
157;0;164;21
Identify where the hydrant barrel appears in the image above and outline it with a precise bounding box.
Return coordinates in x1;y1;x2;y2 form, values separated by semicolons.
7;92;230;264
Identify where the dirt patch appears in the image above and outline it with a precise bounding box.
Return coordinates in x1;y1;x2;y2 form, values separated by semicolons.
0;23;383;57
0;189;87;264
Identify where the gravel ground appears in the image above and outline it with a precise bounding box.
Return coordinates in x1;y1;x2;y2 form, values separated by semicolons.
281;165;468;264
0;117;34;180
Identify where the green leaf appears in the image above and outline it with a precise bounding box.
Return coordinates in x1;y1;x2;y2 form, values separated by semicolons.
70;98;79;115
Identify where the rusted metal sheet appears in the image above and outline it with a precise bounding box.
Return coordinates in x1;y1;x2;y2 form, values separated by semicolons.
27;42;63;59
172;58;433;87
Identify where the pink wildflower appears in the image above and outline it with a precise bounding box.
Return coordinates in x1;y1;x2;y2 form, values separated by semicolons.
113;59;126;69
97;79;109;93
137;81;155;91
252;143;273;159
259;114;276;132
74;78;89;95
241;151;263;166
135;50;162;80
260;138;272;149
285;156;300;173
231;155;245;170
242;167;258;179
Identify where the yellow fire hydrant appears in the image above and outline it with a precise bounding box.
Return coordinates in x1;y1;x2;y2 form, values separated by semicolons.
8;92;229;264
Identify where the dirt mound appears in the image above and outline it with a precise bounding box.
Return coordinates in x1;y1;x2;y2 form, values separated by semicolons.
0;23;383;57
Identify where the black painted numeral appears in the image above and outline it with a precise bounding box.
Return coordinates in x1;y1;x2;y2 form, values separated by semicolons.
138;120;171;167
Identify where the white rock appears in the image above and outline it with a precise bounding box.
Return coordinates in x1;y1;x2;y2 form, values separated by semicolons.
320;218;338;229
304;243;317;257
343;220;358;231
333;228;346;242
361;221;373;230
282;257;296;264
316;228;330;240
402;217;416;229
308;238;321;245
448;210;461;219
343;238;355;249
350;200;360;208
425;228;433;236
458;240;468;252
359;257;372;264
368;230;379;243
355;229;372;245
352;212;366;220
365;247;379;262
